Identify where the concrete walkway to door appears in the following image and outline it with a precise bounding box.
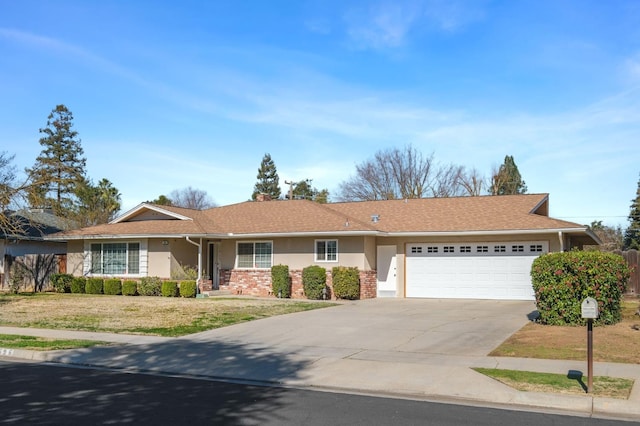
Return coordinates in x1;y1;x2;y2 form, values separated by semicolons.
2;298;640;419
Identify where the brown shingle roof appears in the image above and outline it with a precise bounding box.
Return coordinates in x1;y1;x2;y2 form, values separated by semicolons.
56;194;589;239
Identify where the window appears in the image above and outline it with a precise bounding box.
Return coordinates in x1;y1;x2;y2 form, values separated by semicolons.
530;244;543;252
411;246;423;254
476;246;488;253
427;246;438;253
90;242;140;275
512;245;524;252
237;242;273;268
460;246;471;253
494;245;506;253
443;246;454;253
315;240;338;262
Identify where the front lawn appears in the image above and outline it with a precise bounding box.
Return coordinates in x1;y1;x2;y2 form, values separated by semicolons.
0;293;335;337
490;298;640;364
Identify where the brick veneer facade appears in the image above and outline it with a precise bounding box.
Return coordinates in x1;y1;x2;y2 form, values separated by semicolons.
219;268;378;300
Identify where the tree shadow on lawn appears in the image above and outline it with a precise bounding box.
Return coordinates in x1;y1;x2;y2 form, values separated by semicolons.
1;339;313;425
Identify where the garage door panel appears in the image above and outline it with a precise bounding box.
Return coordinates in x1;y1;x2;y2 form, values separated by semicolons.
405;242;547;300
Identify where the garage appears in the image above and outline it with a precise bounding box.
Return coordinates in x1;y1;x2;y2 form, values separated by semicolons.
405;241;549;300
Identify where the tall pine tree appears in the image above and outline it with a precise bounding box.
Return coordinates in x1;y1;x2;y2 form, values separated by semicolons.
26;105;86;215
490;155;527;195
623;175;640;250
252;153;281;200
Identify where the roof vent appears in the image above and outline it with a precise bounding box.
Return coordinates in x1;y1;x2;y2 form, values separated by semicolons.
371;214;380;223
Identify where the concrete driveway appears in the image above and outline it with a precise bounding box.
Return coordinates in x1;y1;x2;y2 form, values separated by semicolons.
188;298;537;361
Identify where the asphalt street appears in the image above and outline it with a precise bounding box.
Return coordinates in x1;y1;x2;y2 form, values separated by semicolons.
0;360;634;426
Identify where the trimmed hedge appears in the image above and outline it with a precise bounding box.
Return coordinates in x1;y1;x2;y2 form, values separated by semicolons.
50;273;73;293
71;277;86;294
179;280;197;298
271;264;291;298
162;281;179;297
85;278;104;295
104;279;122;295
138;277;162;296
332;267;360;300
302;265;329;300
531;251;631;325
122;280;138;296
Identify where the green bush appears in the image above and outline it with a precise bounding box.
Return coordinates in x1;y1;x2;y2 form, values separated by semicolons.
271;264;291;298
302;265;329;300
332;267;360;300
70;277;86;294
85;278;104;295
50;273;73;293
179;280;197;298
531;251;631;325
104;279;122;295
162;281;179;297
122;280;138;296
138;276;162;296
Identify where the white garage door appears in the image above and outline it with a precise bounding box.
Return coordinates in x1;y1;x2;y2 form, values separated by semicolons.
405;241;548;300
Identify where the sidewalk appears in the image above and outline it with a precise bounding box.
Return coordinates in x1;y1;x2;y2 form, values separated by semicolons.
1;325;640;421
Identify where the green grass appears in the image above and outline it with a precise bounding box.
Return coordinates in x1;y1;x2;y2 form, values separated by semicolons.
0;334;111;351
474;368;634;399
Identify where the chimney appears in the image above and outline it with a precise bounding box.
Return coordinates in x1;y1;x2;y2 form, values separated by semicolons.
256;193;272;202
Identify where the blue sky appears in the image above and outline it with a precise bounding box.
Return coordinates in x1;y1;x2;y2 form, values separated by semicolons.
1;0;638;228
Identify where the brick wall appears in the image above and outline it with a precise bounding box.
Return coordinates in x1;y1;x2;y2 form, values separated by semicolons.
220;267;379;300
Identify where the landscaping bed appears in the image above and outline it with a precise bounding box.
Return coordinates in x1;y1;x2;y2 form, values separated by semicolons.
490;298;640;364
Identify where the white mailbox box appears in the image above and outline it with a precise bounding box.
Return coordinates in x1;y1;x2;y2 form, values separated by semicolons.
581;297;599;319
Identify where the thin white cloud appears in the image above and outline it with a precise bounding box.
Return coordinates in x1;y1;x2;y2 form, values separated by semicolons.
342;0;487;50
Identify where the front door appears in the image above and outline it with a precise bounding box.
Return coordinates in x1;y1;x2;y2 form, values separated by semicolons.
376;245;397;297
208;243;219;290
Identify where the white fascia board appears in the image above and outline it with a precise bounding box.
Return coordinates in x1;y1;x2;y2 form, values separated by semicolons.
110;203;193;224
47;233;193;241
386;228;590;238
221;231;379;239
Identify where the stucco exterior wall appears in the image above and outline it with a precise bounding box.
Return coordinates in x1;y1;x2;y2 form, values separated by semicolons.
66;240;85;276
147;238;171;278
215;236;371;271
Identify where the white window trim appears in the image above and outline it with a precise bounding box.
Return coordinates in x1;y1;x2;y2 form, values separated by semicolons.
235;241;274;269
83;240;147;278
315;239;338;262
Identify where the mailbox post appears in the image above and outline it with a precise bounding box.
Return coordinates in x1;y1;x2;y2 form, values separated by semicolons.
581;297;599;393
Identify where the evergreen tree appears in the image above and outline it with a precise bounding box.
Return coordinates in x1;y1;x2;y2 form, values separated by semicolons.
490;155;527;195
624;175;640;250
252;153;281;200
26;105;86;214
151;195;173;206
286;179;329;203
74;178;121;227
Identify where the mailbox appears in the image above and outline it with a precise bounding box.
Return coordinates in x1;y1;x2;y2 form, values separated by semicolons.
581;297;599;319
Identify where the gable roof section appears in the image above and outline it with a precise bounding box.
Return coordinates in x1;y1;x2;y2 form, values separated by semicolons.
53;194;596;241
326;194;582;234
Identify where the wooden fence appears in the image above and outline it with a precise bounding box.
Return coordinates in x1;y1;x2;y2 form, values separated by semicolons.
616;249;639;295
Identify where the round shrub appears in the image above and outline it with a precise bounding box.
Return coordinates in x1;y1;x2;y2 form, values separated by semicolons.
179;280;197;298
332;267;360;300
50;273;73;293
104;279;122;295
138;276;162;296
162;281;179;297
122;280;138;296
85;278;104;295
70;277;86;294
271;264;291;298
302;265;328;300
531;251;630;325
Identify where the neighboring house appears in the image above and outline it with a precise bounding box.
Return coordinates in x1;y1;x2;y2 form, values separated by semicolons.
51;194;599;301
1;209;69;287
